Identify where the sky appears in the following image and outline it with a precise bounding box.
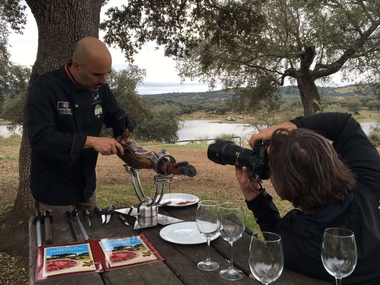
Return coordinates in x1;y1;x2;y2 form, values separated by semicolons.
8;1;351;95
7;0;214;95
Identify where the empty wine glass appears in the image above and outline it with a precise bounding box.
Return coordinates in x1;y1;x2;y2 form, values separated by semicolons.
196;200;220;271
248;232;284;285
321;227;357;285
218;202;245;281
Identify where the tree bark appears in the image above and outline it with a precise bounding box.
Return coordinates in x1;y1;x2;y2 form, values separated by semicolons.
295;45;322;116
10;0;104;218
296;75;322;116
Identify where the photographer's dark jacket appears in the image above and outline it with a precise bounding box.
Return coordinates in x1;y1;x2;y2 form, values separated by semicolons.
27;65;126;206
247;112;380;285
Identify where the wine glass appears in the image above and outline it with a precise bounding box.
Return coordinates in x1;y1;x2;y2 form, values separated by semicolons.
196;200;220;271
321;227;357;285
218;202;245;281
248;232;284;285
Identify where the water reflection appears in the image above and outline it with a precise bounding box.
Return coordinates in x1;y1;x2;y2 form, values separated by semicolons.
0;125;22;138
177;120;256;143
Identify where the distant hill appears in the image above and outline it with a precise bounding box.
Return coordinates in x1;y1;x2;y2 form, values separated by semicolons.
142;84;375;102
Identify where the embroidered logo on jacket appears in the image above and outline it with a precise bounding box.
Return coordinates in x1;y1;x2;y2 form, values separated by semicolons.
57;101;73;115
92;92;102;105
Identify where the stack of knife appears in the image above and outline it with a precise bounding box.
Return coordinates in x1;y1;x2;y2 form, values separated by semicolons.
65;209;90;242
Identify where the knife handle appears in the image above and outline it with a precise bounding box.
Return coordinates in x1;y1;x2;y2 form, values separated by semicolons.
82;209;92;226
106;205;114;214
44;214;53;245
94;206;103;216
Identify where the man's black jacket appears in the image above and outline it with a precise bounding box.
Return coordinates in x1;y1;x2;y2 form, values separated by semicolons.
27;65;125;205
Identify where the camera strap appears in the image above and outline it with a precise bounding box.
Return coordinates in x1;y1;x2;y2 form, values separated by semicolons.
258;186;268;197
250;180;268;197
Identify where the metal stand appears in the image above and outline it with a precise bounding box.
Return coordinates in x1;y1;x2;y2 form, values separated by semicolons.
122;149;176;229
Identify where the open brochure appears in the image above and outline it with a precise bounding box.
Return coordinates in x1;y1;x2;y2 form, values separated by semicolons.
98;234;164;270
35;234;164;282
35;241;103;282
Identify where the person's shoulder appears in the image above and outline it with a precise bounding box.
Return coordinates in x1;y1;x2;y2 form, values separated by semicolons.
34;66;66;84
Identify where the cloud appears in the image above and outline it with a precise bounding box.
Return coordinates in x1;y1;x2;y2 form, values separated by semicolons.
137;81;215;95
7;0;209;95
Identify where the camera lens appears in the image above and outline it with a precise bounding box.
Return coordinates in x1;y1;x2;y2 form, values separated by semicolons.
207;139;253;167
207;139;270;181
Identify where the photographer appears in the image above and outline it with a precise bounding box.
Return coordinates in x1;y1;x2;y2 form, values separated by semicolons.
235;112;380;284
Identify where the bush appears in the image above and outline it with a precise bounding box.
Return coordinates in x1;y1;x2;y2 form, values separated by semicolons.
368;124;380;147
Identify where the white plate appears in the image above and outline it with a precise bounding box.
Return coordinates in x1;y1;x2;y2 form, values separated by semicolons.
159;221;220;245
159;193;199;207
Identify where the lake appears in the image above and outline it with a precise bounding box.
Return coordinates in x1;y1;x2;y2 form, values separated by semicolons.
1;120;378;142
0;120;256;142
177;120;256;142
0;125;22;138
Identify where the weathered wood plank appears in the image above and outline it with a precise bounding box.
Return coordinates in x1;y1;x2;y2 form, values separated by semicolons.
160;205;330;285
28;204;331;285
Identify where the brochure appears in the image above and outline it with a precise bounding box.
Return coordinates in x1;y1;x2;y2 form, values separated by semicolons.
35;234;163;282
99;234;164;270
35;241;103;282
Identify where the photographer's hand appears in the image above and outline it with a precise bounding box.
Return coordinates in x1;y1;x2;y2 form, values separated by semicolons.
249;121;297;148
235;166;262;201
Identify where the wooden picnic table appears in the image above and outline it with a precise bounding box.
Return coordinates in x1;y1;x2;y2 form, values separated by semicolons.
29;203;331;285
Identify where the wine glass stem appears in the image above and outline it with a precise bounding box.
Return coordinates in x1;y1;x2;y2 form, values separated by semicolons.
335;277;342;285
229;241;234;270
205;237;211;262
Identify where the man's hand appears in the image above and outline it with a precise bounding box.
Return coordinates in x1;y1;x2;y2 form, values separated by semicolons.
85;136;124;155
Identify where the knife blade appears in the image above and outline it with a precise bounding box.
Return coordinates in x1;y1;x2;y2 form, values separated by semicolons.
65;211;79;242
114;207;139;216
94;206;105;224
73;209;89;241
118;214;130;226
157;214;184;225
105;205;114;223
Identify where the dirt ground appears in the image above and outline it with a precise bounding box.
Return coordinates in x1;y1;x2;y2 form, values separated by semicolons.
0;136;276;284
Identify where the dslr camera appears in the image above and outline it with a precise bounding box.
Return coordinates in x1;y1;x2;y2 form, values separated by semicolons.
207;139;270;181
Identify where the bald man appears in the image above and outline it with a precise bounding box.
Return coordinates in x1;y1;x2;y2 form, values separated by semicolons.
27;37;136;212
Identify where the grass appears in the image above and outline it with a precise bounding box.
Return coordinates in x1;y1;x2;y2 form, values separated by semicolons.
0;136;21;161
0;135;22;147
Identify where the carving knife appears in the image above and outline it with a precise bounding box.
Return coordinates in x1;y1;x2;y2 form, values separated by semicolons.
157;214;184;225
94;206;106;224
118;214;130;226
105;205;114;223
65;211;79;242
82;209;92;227
73;209;89;241
33;211;43;247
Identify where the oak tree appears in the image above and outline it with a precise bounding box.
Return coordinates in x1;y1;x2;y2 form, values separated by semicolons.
101;0;380;115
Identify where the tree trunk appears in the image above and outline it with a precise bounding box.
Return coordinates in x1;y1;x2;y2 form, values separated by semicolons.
296;75;322;116
10;0;104;218
293;45;322;116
